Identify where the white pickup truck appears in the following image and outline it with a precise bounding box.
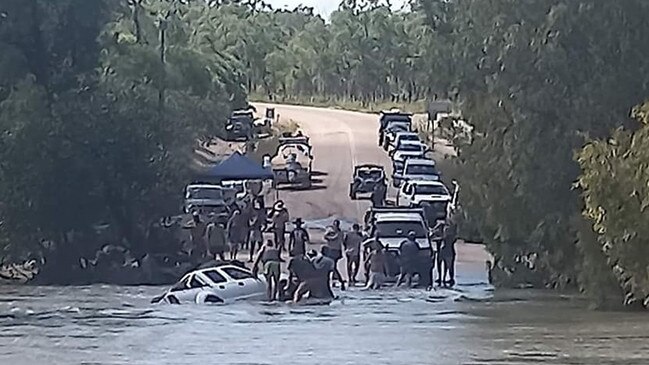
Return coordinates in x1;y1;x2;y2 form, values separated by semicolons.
392;157;439;188
363;207;434;285
396;180;451;207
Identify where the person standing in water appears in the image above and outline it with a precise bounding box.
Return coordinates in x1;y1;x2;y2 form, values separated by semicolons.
227;209;245;260
205;222;228;261
362;231;382;283
343;223;363;285
396;231;419;288
247;201;264;262
441;219;458;287
253;239;282;301
365;243;388;290
189;211;207;259
288;218;309;258
270;201;290;253
324;219;345;290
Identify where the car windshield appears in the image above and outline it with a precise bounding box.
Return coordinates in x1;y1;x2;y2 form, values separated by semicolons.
376;221;427;238
406;164;437;175
187;187;223;200
222;182;244;194
398;144;423;152
414;184;447;195
398;134;419;142
359;169;382;179
387;122;410;131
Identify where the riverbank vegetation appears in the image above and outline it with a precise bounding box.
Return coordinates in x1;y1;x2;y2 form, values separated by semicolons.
0;0;248;281
412;1;649;309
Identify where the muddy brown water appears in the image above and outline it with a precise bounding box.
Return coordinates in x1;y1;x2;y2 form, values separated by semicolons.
1;260;648;365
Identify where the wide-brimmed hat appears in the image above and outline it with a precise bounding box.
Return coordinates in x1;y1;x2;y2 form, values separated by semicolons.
294;217;303;225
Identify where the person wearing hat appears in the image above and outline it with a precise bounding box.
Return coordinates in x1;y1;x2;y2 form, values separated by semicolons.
397;231;420;288
288;218;309;258
323;219;345;290
270;200;290;253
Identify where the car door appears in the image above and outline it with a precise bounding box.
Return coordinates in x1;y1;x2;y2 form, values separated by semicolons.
405;183;415;206
220;266;264;299
397;182;407;206
199;269;237;302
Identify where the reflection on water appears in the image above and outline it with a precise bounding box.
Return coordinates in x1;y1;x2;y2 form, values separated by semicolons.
1;266;648;365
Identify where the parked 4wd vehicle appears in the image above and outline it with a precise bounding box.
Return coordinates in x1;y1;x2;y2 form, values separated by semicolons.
349;164;385;200
397;180;450;208
392;158;439;188
378;110;412;148
225;110;254;142
268;141;313;189
183;184;230;223
363;207;433;286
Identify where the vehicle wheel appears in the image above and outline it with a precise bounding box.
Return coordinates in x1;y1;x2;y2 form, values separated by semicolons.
204;295;224;304
350;191;357;200
166;295;180;305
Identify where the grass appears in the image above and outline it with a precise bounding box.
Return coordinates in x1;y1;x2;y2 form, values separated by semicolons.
250;92;427;114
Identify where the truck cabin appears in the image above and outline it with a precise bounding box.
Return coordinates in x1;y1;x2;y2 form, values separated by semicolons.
380;111;413;129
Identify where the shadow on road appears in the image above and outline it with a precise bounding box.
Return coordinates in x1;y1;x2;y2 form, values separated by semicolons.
311;170;329;177
277;183;327;192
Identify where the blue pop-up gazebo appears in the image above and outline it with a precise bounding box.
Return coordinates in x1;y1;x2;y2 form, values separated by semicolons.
202;152;274;181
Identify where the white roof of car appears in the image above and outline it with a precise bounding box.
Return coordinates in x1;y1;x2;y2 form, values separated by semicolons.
187;184;222;189
409;180;446;187
375;212;425;222
396;131;418;137
405;158;435;165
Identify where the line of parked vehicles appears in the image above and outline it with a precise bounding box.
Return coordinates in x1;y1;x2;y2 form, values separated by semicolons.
350;110;459;285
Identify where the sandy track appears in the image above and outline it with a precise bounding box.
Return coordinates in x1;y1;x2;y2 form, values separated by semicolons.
254;103;391;223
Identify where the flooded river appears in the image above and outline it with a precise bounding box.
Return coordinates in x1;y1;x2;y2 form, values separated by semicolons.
1;261;648;365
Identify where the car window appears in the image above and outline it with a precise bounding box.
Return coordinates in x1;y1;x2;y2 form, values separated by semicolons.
188;275;206;288
187;187;223;200
376;221;427;238
222;267;254;280
415;184;448;195
203;270;227;284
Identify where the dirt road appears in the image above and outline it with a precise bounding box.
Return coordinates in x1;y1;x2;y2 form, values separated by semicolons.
254;103;391;224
